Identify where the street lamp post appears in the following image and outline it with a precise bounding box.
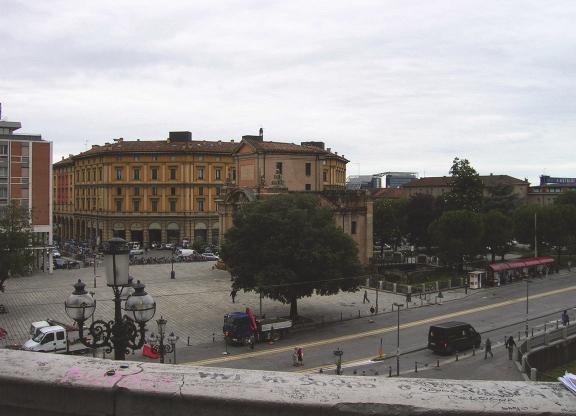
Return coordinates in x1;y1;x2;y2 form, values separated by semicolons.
64;238;156;360
393;302;404;376
525;279;530;338
148;316;179;364
170;247;176;279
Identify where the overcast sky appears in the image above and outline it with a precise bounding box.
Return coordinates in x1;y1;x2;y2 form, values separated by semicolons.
1;0;575;184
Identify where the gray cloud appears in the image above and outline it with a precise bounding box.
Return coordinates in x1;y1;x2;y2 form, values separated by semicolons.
1;0;576;183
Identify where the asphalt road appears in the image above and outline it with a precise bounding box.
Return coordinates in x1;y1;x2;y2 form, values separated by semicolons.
169;272;576;379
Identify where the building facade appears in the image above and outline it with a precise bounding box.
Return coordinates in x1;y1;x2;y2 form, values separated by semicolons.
0;118;52;271
53;131;370;265
219;133;373;265
53;131;237;247
402;175;529;201
527;183;576;206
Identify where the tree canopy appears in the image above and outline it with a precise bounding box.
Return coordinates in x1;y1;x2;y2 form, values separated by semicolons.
482;210;513;262
0;203;34;293
429;210;484;270
444;158;484;212
373;199;406;252
555;191;576;207
220;193;363;319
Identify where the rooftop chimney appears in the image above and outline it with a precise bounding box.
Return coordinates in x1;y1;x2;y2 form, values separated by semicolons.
169;131;192;142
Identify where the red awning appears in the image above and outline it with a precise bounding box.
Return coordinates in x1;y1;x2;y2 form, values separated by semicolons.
488;256;554;272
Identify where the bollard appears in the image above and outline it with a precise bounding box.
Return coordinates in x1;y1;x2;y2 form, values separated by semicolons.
472;346;475;356
340;312;343;321
556;320;559;329
436;359;440;368
389;366;392;377
415;362;418;373
544;323;547;332
212;333;215;343
358;310;361;318
187;336;190;346
455;352;459;361
531;328;534;337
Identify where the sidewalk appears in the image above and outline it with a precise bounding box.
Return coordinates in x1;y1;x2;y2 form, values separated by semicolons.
404;343;526;381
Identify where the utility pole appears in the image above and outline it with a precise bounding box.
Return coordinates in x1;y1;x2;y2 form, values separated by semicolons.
534;212;538;258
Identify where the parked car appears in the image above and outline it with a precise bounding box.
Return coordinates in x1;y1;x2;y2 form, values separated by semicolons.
428;322;481;355
202;253;220;261
130;248;144;256
52;249;61;258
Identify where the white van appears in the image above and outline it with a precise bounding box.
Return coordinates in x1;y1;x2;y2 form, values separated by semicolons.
177;248;198;258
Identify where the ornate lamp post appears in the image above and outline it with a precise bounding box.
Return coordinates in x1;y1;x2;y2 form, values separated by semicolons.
64;238;156;360
333;348;344;375
148;316;179;364
170;247;176;279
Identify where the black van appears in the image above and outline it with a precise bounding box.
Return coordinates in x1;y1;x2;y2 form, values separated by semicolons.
428;321;481;354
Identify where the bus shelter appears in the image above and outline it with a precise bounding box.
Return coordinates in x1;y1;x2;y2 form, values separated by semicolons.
487;256;555;286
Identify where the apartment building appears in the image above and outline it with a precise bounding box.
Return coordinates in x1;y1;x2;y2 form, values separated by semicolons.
0;118;52;271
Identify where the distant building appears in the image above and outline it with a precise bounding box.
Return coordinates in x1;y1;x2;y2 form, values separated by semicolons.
220;133;373;265
346;175;381;190
0;117;52;272
346;172;417;190
539;175;576;186
402;175;528;201
527;183;576;206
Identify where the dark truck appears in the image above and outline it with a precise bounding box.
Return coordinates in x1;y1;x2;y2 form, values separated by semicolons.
428;321;481;355
223;311;292;345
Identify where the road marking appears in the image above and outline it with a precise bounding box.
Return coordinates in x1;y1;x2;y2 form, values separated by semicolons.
182;284;576;366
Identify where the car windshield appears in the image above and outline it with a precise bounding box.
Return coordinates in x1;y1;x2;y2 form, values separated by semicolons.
32;332;44;343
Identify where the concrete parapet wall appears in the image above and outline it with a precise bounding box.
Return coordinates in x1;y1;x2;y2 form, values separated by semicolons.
0;349;574;416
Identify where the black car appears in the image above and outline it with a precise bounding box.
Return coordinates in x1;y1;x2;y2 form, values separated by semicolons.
428;321;481;355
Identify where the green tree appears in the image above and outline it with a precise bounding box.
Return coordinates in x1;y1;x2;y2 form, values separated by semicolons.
0;203;34;293
482;210;513;262
444;158;484;212
220;193;363;320
483;183;521;214
512;205;543;252
429;210;484;270
373;199;406;253
555;191;576;207
541;204;576;258
404;194;443;250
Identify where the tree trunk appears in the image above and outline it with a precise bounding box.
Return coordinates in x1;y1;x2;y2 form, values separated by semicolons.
290;297;298;321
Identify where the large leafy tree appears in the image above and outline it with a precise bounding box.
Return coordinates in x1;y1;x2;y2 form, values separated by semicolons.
482;210;513;262
221;193;363;319
0;203;34;293
541;204;576;258
373;199;407;253
444;158;484;212
404;194;443;249
429;210;484;270
512;204;543;251
555;191;576;207
483;183;521;214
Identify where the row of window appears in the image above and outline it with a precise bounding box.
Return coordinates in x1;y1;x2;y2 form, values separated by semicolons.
76;198;215;213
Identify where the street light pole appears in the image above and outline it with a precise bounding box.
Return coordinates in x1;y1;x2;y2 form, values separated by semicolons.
170;247;176;279
393;302;404;376
148;316;178;364
525;279;530;338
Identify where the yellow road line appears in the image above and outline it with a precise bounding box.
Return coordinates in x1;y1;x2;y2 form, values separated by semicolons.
182;284;576;366
294;356;386;374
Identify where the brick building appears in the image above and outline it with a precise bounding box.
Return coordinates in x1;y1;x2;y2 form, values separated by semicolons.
0;118;52;272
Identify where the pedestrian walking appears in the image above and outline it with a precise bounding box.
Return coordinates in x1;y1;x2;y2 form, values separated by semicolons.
292;348;298;366
297;347;304;366
230;289;237;303
363;290;369;304
562;310;570;326
505;336;516;360
484;338;493;359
